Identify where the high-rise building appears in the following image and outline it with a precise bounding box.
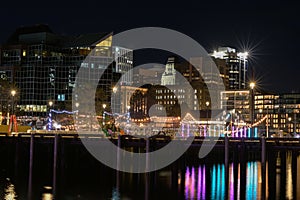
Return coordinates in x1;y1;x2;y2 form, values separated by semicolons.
211;47;248;90
0;24;133;116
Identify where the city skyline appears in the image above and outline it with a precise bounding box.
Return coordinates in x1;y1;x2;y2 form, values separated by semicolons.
1;0;299;93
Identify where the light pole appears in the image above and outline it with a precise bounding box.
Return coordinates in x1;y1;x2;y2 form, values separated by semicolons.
75;102;79;130
102;104;107;127
11;90;16;115
48;101;53;130
249;82;255;137
112;86;117;113
288;112;297;136
206;101;210;136
288;116;292;134
10;90;16;132
126;105;130;134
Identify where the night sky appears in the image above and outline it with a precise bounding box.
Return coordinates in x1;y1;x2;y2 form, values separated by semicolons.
1;0;299;93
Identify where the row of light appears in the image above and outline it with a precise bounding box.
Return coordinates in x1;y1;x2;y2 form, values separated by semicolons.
250;115;268;128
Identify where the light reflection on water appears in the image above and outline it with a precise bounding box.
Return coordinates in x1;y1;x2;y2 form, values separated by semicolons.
4;179;17;200
0;147;298;199
183;152;296;200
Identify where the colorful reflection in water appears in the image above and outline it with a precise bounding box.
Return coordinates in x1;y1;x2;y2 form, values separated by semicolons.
185;166;206;200
184;151;299;200
184;159;283;200
246;161;261;200
211;164;226;200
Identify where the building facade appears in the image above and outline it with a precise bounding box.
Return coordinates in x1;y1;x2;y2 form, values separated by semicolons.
0;24;133;116
211;47;248;90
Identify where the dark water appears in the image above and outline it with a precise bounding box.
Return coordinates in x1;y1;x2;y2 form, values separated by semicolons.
0;137;299;200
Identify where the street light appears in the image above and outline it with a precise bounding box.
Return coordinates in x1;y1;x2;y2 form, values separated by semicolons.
10;90;16;133
205;101;210;135
11;90;16;115
113;87;117;93
75;102;79;130
48;101;53;107
249;82;255;137
249;82;255;90
102;104;107;127
48;101;53;130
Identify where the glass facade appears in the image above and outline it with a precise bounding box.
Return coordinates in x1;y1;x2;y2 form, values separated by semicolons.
0;25;133;116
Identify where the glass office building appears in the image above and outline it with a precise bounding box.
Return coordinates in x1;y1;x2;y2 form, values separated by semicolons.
0;25;133;116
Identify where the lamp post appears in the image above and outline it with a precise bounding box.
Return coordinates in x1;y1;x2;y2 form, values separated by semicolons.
288;112;297;136
10;90;16;132
11;90;16;115
288;116;292;134
112;86;117;113
249;82;255;137
102;104;107;127
126;105;130;134
48;101;53;130
206;101;210;136
75;102;79;130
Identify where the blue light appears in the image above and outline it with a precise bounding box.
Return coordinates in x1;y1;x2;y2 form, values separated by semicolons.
254;128;258;137
248;128;251;138
221;165;225;199
211;165;216;200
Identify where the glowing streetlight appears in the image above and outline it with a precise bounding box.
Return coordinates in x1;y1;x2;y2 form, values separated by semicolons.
249;82;255;90
205;101;210;135
9;90;16;133
205;101;210;107
11;90;16;97
249;82;255;137
113;87;117;93
11;90;16;115
102;104;107;126
48;101;54;131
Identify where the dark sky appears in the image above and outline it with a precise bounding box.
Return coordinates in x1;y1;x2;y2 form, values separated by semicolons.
0;0;299;93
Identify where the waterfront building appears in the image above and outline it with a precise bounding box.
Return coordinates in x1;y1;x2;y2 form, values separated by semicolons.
0;24;133;116
220;90;250;122
276;93;300;134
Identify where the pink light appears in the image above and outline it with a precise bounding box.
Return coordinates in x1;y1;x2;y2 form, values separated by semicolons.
229;163;234;200
202;166;206;199
191;167;195;199
197;166;201;199
185;167;190;198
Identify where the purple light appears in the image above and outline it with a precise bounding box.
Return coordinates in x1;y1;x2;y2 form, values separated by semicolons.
197;166;201;199
229;163;234;200
185;167;190;199
191;167;195;199
202;166;206;199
